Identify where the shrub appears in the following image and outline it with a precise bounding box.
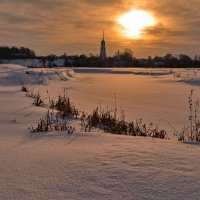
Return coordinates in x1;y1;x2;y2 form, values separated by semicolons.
29;110;75;134
24;88;44;107
33;92;44;107
179;90;200;142
50;91;79;118
28;91;168;139
81;107;168;139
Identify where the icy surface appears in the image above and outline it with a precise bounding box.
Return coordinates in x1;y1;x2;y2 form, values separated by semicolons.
0;65;199;200
42;67;200;135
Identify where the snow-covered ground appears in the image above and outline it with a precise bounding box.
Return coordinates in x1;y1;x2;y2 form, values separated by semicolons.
43;67;200;135
1;58;66;67
0;65;199;200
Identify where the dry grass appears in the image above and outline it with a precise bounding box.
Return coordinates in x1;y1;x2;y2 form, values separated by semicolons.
25;89;44;107
81;107;168;139
178;90;200;142
29;110;75;134
50;91;79;118
33;92;44;107
26;90;168;139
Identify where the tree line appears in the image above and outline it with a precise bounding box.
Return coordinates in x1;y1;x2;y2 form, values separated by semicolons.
0;46;36;59
67;50;200;68
1;46;200;68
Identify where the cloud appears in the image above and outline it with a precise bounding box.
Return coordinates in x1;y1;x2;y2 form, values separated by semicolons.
83;0;123;6
0;11;41;24
0;0;200;57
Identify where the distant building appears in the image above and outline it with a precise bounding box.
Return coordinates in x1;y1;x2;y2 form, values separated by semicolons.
99;31;107;60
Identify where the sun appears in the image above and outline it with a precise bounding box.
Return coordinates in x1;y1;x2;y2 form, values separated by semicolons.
117;10;156;39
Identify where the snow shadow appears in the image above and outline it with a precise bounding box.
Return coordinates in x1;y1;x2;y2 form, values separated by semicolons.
22;131;78;145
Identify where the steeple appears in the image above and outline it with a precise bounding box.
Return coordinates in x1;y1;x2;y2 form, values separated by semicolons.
100;30;107;60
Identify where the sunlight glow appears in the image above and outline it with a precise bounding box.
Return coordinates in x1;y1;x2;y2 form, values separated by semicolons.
118;10;156;39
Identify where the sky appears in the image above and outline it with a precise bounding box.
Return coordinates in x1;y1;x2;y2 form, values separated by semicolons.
0;0;200;58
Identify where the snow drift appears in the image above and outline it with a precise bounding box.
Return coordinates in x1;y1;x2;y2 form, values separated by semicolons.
0;64;74;86
0;64;199;200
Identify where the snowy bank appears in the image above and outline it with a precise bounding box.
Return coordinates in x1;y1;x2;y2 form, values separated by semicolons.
0;64;199;200
0;64;74;86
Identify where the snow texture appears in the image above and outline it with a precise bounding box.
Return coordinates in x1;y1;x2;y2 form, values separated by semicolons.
0;64;199;200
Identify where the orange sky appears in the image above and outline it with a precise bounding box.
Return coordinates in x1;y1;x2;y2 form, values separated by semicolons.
0;0;200;57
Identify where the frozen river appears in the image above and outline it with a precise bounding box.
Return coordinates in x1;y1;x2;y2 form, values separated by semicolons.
46;67;200;136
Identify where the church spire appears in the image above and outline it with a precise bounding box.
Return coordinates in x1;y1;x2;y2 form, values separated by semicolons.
100;30;107;60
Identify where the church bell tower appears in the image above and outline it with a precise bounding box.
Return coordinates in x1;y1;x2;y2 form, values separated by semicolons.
99;31;107;60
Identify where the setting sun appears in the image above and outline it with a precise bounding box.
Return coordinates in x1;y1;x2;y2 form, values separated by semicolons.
117;10;156;38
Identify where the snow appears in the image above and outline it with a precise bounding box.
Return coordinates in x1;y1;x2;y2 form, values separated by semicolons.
43;68;200;135
0;64;74;86
1;58;66;67
0;64;199;200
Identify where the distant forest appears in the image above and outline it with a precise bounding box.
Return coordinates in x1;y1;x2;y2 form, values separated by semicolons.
0;46;35;59
1;45;200;68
